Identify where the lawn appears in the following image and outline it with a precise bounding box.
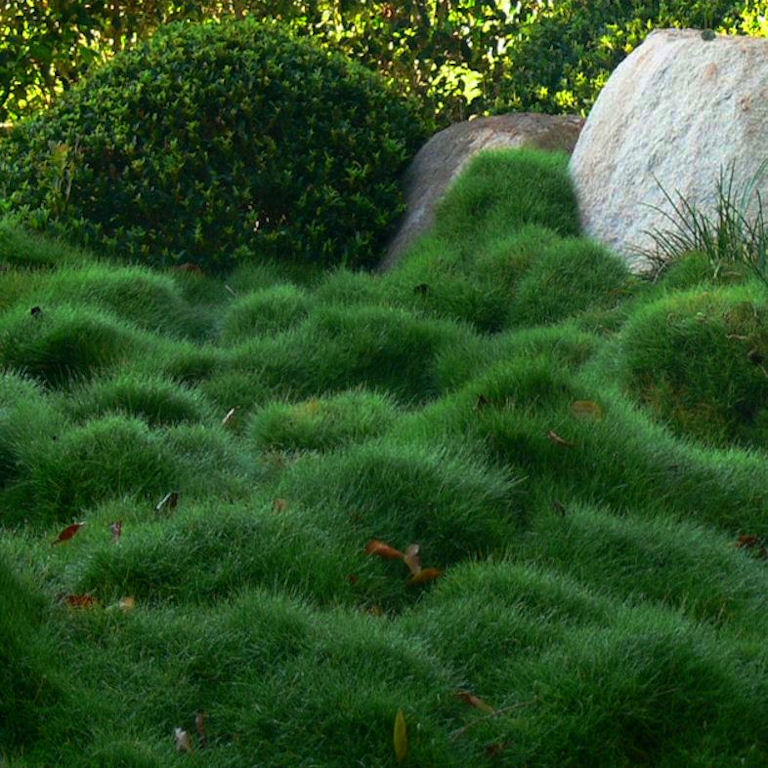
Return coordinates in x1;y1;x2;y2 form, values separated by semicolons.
3;148;768;767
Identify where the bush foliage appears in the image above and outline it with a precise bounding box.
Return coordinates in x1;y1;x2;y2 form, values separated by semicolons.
0;18;426;271
3;1;767;126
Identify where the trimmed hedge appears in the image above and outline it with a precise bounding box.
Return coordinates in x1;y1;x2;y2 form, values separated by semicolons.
0;18;427;271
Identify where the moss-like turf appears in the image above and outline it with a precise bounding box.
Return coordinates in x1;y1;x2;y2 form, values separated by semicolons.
3;147;768;767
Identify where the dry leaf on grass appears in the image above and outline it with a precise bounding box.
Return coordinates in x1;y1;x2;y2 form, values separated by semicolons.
52;522;86;545
453;690;494;713
546;430;575;448
365;539;405;560
393;709;408;764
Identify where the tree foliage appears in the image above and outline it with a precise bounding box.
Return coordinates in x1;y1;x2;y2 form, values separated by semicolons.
1;1;768;126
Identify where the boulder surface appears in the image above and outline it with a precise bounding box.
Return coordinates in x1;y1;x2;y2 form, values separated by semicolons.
569;28;768;272
381;112;583;269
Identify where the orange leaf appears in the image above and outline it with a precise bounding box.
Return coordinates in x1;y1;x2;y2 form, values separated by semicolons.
407;567;442;586
403;544;422;577
64;594;97;609
453;690;494;713
571;400;604;421
365;540;404;560
546;430;574;448
52;522;86;545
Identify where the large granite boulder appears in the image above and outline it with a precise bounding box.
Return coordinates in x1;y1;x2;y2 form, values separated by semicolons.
381;112;584;270
569;28;768;272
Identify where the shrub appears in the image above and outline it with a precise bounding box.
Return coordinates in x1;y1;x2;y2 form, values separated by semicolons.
0;18;427;271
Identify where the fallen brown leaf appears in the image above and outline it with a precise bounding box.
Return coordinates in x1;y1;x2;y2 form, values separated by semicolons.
365;540;405;560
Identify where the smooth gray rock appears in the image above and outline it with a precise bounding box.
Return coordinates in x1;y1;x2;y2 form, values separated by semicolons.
569;28;768;272
381;112;584;270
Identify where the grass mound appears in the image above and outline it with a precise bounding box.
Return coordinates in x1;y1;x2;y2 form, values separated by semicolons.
249;389;399;452
620;284;768;447
5;145;768;767
0;303;140;387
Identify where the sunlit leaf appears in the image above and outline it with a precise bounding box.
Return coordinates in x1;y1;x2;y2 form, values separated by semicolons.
156;491;179;514
571;400;604;421
118;596;136;613
403;544;421;577
52;522;86;545
393;708;408;764
365;539;404;559
174;727;193;754
546;430;574;447
407;567;442;586
222;406;238;427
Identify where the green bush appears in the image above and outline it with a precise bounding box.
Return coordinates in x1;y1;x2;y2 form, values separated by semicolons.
0;18;427;271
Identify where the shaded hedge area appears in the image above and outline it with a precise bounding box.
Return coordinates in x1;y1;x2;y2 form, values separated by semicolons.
0;19;426;271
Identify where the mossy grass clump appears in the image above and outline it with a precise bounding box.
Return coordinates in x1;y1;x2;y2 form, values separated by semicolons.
229;303;480;404
10;141;768;768
0;304;141;388
39;263;204;338
0;214;95;270
249;389;399;452
0;560;65;750
63;372;212;427
619;284;768;448
278;438;519;567
0;18;427;271
433;149;581;248
509;236;630;326
219;283;314;343
11;414;180;525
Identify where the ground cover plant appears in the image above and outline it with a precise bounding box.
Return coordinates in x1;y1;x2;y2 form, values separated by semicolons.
5;137;768;768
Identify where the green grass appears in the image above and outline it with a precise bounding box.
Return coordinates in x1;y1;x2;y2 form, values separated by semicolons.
4;146;768;767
